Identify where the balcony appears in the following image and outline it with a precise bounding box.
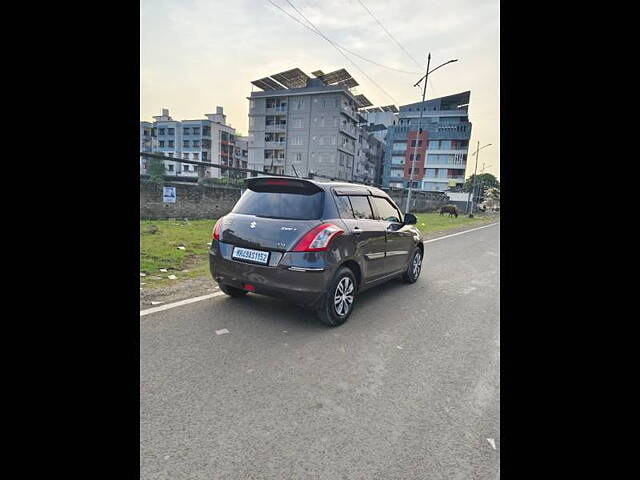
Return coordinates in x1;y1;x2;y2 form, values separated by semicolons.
425;176;465;183
265;123;287;132
265;141;286;149
340;105;358;121
265;106;287;114
338;143;355;154
339;124;357;139
265;157;285;165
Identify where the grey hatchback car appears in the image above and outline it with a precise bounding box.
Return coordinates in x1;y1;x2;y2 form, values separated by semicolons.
209;177;424;326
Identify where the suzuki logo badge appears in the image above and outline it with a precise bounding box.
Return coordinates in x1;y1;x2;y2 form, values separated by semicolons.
250;221;256;229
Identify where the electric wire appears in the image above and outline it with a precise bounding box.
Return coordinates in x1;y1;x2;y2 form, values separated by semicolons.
266;0;420;75
356;0;424;70
274;0;399;104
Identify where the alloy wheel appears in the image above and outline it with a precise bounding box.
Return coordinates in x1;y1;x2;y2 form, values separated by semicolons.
412;252;422;278
334;277;354;316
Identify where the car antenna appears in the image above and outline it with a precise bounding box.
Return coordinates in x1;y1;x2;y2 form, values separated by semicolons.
291;164;300;178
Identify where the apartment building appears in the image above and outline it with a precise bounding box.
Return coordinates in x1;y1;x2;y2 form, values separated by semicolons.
247;68;373;180
382;91;472;192
361;106;398;142
139;121;156;174
352;130;385;185
140;107;239;179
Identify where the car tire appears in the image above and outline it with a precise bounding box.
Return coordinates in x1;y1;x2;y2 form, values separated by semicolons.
402;248;423;284
316;267;357;327
218;282;248;297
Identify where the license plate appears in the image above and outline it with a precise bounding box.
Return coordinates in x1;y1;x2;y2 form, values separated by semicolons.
232;247;269;265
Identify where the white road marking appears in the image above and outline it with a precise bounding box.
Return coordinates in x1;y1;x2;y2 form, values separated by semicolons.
423;222;499;244
487;438;496;450
215;328;229;335
140;292;225;317
140;222;499;318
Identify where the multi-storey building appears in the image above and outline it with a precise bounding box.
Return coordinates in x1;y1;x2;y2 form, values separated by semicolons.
233;136;249;176
352;130;385;185
139;121;156;174
140;107;238;179
382;91;472;192
247;68;373;180
361;106;398;141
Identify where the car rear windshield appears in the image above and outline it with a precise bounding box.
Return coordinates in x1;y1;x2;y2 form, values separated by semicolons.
232;190;324;220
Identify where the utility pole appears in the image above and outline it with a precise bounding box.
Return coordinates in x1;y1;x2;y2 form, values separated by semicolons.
465;143;491;216
475;163;492;210
405;53;430;213
465;141;480;216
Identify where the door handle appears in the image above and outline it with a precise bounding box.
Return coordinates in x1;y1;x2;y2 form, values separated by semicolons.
352;226;362;234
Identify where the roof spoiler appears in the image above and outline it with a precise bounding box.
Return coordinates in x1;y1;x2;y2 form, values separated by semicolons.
246;177;323;194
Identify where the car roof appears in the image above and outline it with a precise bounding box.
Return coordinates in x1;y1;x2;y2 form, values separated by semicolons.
248;176;389;197
312;180;388;197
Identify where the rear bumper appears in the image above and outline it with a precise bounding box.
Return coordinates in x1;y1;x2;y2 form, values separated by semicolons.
209;243;333;308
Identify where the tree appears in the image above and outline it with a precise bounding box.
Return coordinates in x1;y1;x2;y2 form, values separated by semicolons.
483;187;500;210
147;156;166;185
463;173;500;202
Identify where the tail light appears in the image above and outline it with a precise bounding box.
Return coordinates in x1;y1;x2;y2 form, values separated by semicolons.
212;217;224;240
292;224;344;252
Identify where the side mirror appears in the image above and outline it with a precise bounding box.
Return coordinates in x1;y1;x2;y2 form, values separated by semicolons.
404;213;417;225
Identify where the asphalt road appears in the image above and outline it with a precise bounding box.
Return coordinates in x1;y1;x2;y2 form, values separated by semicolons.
140;223;500;480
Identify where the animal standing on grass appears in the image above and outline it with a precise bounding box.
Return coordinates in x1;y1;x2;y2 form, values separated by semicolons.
440;205;459;218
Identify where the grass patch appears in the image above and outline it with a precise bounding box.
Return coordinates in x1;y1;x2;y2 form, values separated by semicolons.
139;212;498;289
414;212;497;235
140;218;216;288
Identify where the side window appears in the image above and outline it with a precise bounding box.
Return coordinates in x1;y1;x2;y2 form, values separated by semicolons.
371;197;402;223
348;195;374;220
334;195;354;219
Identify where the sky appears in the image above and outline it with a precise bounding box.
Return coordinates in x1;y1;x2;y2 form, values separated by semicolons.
141;0;500;179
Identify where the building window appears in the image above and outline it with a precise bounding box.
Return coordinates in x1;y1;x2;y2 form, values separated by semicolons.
168;152;174;158
183;140;190;147
318;136;325;145
294;153;302;163
292;136;302;145
183;153;189;159
193;127;200;135
192;153;199;160
167;164;174;171
295;99;304;109
159;141;165;147
168;140;174;148
168;128;174;135
158;128;165;135
320;117;325;127
193;140;200;148
331;136;336;145
294;119;302;128
202;152;208;161
183;128;190;135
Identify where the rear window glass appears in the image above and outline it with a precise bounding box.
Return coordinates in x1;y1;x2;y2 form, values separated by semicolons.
334;195;354;219
232;190;324;220
347;196;374;220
